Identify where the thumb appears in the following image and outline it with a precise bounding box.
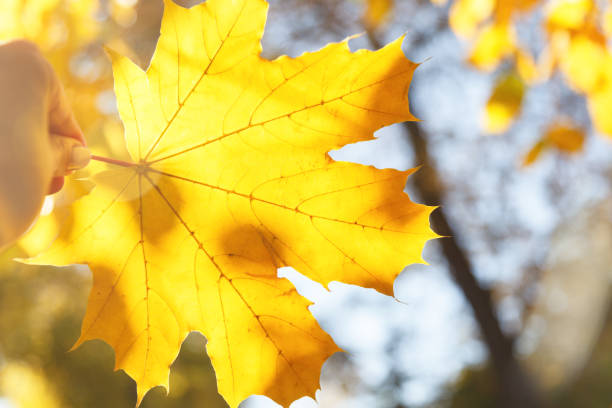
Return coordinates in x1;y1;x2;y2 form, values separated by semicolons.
50;134;91;176
47;61;85;144
48;134;91;194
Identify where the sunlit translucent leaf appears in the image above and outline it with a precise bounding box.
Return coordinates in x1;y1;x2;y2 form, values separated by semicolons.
483;70;525;133
19;179;94;256
24;0;438;406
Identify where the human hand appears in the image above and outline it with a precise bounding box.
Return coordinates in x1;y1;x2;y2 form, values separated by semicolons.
0;40;91;249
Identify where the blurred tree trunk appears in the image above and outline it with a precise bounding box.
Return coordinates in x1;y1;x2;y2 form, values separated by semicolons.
404;121;543;408
364;29;544;407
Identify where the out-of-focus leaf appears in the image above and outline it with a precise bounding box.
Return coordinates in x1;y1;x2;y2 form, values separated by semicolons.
523;120;586;166
546;0;593;31
364;0;393;29
587;60;612;136
450;0;539;72
544;0;607;94
449;0;495;37
484;70;525;133
561;33;606;93
603;8;612;37
523;139;546;166
515;48;540;83
494;0;540;18
546;122;585;153
539;0;612;139
468;22;515;71
0;362;62;408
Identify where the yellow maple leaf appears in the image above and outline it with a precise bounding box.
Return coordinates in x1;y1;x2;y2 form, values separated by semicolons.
24;0;437;406
19;178;94;256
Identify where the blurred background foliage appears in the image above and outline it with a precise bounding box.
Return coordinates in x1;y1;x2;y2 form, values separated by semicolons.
1;0;612;407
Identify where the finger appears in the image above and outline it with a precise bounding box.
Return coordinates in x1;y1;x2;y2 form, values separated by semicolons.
4;40;86;145
48;135;91;195
50;134;91;177
46;64;85;145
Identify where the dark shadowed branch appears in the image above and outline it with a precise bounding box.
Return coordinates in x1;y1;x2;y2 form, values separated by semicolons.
403;121;543;408
365;28;545;407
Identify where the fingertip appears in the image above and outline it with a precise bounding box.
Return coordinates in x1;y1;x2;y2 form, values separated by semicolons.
0;39;42;55
68;145;91;171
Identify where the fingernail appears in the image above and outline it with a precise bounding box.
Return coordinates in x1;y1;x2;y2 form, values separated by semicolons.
68;146;91;171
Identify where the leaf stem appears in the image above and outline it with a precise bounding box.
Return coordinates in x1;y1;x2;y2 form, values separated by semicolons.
91;155;137;168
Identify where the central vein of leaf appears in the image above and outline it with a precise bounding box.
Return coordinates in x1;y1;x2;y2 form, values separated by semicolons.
90;155;154;175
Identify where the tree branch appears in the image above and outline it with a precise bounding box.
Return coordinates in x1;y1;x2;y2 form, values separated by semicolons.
403;121;543;408
364;29;544;407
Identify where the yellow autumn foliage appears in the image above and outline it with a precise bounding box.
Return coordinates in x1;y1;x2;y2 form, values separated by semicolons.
542;0;612;137
442;0;612;145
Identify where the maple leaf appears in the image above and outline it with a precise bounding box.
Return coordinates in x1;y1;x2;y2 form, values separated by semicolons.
25;0;437;406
